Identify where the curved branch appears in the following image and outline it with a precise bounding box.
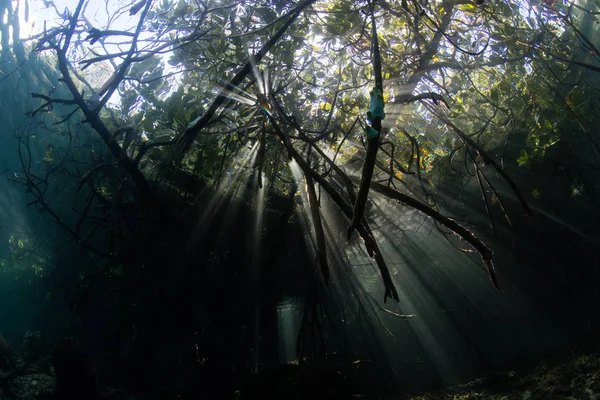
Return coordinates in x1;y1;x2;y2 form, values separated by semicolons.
269;115;399;302
46;26;168;220
434;112;534;218
369;181;499;289
96;0;154;108
347;0;384;239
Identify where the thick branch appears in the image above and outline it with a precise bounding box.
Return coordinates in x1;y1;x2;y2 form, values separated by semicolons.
369;181;500;289
269;116;399;302
85;28;135;45
392;92;449;108
347;0;384;239
174;0;317;158
49;27;167;220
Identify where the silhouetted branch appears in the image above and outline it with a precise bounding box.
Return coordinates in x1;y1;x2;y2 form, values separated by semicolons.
369;181;499;289
9;133;110;257
348;0;384;240
305;172;330;284
30;92;77;116
85;28;135;45
174;0;318;158
269;114;399;302
391;92;449;108
77;163;114;191
95;0;153;108
434;112;534;218
34;3;168;222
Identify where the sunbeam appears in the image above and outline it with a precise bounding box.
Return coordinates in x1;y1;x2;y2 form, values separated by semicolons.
187;142;259;248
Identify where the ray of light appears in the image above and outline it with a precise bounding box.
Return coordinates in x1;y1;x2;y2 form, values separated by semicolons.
272;167;529;388
277;300;300;363
213;83;257;106
187;141;259;247
249;173;267;370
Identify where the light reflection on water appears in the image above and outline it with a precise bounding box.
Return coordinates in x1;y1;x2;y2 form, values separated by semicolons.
277;299;300;363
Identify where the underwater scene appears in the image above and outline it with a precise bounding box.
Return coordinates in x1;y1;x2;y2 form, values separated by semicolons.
0;0;599;398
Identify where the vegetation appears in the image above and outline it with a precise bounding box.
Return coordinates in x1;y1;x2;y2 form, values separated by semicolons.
20;0;597;292
0;0;599;397
405;341;600;399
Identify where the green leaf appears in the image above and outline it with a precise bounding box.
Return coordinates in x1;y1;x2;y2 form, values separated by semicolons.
500;2;512;17
516;150;529;167
490;89;499;102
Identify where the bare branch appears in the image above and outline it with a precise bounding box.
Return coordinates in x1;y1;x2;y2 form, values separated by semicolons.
369;181;500;289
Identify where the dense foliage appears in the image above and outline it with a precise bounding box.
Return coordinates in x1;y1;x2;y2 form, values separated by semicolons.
45;0;597;293
1;0;600;397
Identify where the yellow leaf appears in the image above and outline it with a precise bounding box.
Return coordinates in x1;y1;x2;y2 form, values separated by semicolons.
532;188;541;199
383;93;389;102
43;149;54;163
395;171;403;179
457;3;476;11
325;102;332;111
385;72;391;79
